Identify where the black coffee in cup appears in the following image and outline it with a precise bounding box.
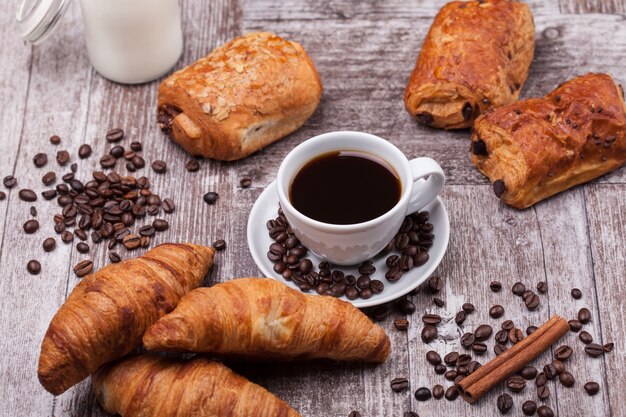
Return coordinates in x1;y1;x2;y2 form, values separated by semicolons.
289;150;401;224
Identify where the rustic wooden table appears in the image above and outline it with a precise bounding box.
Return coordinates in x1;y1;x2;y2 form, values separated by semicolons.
1;0;625;416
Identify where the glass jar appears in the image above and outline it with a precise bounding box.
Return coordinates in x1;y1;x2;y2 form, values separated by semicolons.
16;0;183;84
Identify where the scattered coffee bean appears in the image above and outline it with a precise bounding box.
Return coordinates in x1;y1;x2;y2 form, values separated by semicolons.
490;280;502;292
42;171;56;186
571;288;582;299
240;176;252;188
100;155;116;168
421;325;437;343
390;377;409;392
554;345;573;361
403;412;418;417
427;276;443;293
489;304;504;318
56;150;70;166
507;375;526;392
585;343;604;358
185;159;200;172
26;260;41;275
457;354;472;367
42;237;56;252
42;189;57;200
462;302;475;314
454;310;466;325
508;328;523;344
203;191;218;205
73;259;93;277
494;344;508;355
444;385;459;401
130;141;142;151
472;342;487;354
110;145;125;158
434;364;446;374
18;189;37;202
78;144;92;159
512;281;526;296
212;239;226;251
520;366;537;380
414;387;431;401
394;318;409;331
106;128;124;142
568;320;582;332
537;384;550;400
474;324;493;341
151;160;167;173
552;359;565;375
444;351;459;365
109;251;121;263
604;342;614;352
497;393;513;413
61;230;74;243
559;371;575;387
536;281;548;293
525;293;540;310
422;313;442;325
152;219;169;231
426;350;441;365
432;384;444;399
501;320;514;330
0;191;5;200
537;405;554;417
33;153;48;168
522;401;537;416
348;412;360;417
50;135;61;144
543;363;557;380
23;219;39;234
76;242;90;254
123;234;141;249
578;307;591;324
536;372;547;387
584;381;600;395
433;297;444;307
162;198;175;213
3;175;17;188
461;332;475;348
495;329;508;344
397;298;415;314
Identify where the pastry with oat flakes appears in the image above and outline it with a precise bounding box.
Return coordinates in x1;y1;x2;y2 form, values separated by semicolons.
157;32;322;161
404;0;534;129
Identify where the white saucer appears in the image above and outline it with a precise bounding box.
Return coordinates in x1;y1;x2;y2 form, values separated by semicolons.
247;181;450;308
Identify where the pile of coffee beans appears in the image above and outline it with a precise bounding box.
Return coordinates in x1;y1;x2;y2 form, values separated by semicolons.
266;208;435;299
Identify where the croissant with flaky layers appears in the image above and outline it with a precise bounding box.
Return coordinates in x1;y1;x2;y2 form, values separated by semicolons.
470;73;626;209
37;243;215;395
93;355;302;417
404;0;534;129
158;32;322;161
143;278;391;362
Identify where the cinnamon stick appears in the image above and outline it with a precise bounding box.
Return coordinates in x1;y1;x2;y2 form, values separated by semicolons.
456;315;569;403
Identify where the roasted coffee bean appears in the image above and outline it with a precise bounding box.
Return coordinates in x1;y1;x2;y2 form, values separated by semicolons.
56;150;70;166
445;386;459;401
536;372;547;387
78;144;92;159
26;259;41;275
526;326;538;335
386;254;400;268
507;375;526;392
494;344;508;355
537;385;550;400
161;198;175;213
455;310;466;325
421;325;437;343
395;233;409;250
453;375;464;385
522;400;537;416
571;288;582;299
33;152;48;168
396;298;415;314
525;293;540;310
239;176;252;188
298;259;313;273
422;313;442;325
474;324;493;341
497;393;513;413
444;351;459;365
585;343;604;358
554;345;573;361
61;172;74;182
130;141;142;151
471;342;487;354
427;276;443;293
42;171;56;186
210;239;226;251
106;128;124;142
100;155;116;168
42;189;57;200
559;371;575;387
461;332;475;348
358;261;376;275
151;160;167;173
468;360;481;374
495;329;508;344
514;368;536;384
430;384;444;400
543;364;557;380
348;411;361;417
42;237;56;252
124;151;136;161
76;242;90;254
109;145;125;158
50;134;61;144
489;304;504;318
61;230;74;243
537;281;548;293
18;189;37;202
359;288;373;299
0;191;5;200
369;305;390;321
584;381;600;395
457;354;472;367
537;405;554;417
76;229;87;241
385;267;403;282
91;231;103;243
426;350;441;365
185;159;200;172
131;155;145;169
512;282;526;296
74;259;93;277
394;318;409;331
414;387;431;401
509;328;523;344
390;377;409;392
138;225;155;237
433;297;444;307
343;286;358;300
370;280;384;294
578;307;592;324
403;412;418;417
3;175;17;188
23;219;39;234
604;342;614;352
490;280;502;292
123;234;141;249
413;251;429;266
501;320;514;330
203;192;218;205
434;364;446;374
462;303;475;314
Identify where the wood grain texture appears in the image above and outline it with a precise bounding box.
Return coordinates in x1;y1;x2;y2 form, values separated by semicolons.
0;0;625;416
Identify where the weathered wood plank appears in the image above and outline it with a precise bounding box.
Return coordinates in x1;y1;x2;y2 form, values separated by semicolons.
584;184;626;417
0;3;93;416
559;0;626;14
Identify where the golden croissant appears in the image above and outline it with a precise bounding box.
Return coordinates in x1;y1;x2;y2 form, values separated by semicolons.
143;277;391;362
93;354;301;417
38;243;215;395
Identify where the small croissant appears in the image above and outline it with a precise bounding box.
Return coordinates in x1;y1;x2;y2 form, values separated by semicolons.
143;278;390;362
38;243;215;395
93;354;302;417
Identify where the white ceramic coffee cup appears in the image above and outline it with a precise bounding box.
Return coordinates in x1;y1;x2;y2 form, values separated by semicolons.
276;131;445;266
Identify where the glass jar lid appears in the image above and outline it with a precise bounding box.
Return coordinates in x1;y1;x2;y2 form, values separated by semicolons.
16;0;71;45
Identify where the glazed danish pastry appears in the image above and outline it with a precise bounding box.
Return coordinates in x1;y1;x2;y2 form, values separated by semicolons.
470;73;626;209
158;32;322;161
404;0;535;129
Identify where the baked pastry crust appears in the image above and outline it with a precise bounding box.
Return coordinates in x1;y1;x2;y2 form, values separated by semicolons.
404;0;535;129
93;355;301;417
470;73;626;209
158;32;322;161
143;278;391;363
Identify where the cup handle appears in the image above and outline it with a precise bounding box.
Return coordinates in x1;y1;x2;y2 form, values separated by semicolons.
407;157;445;214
